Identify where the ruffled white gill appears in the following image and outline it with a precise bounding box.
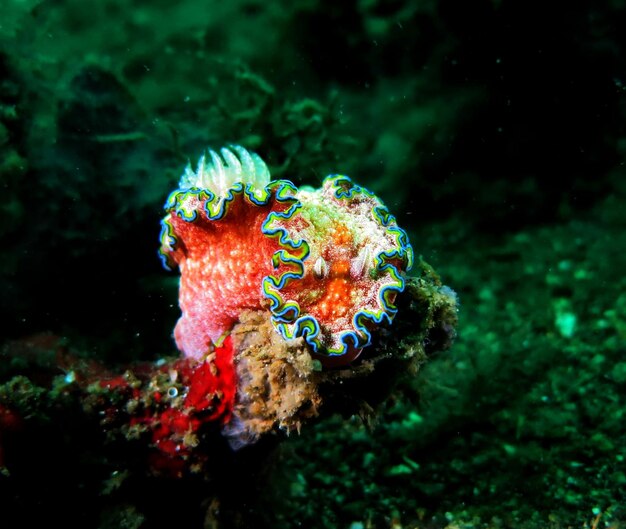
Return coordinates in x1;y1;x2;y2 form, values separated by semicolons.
179;145;271;195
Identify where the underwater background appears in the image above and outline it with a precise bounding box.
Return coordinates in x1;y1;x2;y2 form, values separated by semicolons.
1;0;625;528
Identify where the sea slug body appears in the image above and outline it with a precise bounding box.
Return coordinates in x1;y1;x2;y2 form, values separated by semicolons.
160;146;413;366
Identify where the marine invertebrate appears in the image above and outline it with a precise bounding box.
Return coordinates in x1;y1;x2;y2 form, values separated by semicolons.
263;175;414;364
160;146;413;366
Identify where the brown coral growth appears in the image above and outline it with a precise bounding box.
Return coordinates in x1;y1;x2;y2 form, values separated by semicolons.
224;310;322;448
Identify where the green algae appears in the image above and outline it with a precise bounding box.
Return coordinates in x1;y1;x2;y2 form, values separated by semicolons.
257;188;626;527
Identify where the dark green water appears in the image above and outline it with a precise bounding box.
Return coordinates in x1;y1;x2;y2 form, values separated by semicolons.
0;1;625;528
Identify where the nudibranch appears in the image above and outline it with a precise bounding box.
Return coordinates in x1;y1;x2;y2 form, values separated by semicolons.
159;146;413;366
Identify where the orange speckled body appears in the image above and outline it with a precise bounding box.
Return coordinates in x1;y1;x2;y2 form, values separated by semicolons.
265;177;411;360
160;147;413;365
165;192;293;358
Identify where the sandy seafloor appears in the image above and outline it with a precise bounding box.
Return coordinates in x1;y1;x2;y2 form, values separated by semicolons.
0;1;625;528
